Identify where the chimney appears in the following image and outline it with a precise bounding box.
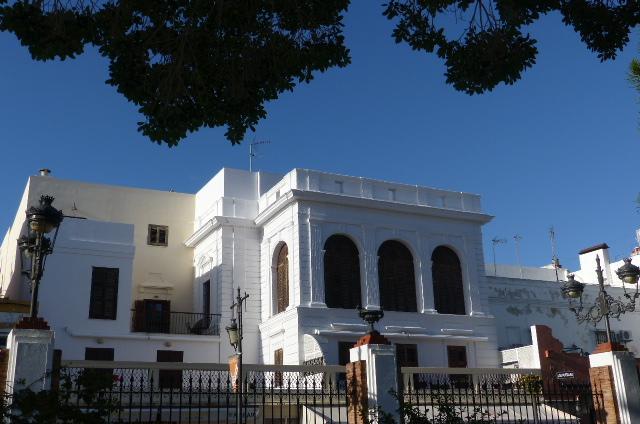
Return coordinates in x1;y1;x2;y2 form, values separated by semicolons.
579;243;612;283
39;168;51;176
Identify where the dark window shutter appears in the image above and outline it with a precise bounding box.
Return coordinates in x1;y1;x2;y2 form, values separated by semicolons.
202;280;211;316
157;350;183;389
276;245;289;314
432;246;466;315
378;241;417;312
324;235;361;309
274;348;284;387
85;348;114;361
133;300;145;332
89;267;119;320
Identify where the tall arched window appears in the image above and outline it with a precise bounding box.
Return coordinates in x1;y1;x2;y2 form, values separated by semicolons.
378;241;417;312
275;244;289;314
324;235;361;309
432;246;465;315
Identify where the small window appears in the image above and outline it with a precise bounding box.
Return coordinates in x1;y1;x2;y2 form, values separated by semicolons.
84;348;114;381
89;267;119;320
396;344;418;368
148;225;169;246
157;350;183;389
447;346;467;368
338;341;355;366
274;348;284;387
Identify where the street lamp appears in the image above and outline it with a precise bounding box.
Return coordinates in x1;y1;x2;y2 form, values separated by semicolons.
226;288;249;424
562;256;640;344
17;195;63;324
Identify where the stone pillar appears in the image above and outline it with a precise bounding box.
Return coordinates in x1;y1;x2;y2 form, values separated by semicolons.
5;328;55;395
589;343;640;424
346;331;399;423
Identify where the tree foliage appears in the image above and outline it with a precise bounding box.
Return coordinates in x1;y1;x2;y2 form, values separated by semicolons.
1;1;638;146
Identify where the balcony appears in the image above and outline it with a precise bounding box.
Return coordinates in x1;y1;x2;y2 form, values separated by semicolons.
131;309;221;336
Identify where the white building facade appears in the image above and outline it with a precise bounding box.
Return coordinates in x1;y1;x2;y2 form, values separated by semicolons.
488;243;640;358
0;168;499;368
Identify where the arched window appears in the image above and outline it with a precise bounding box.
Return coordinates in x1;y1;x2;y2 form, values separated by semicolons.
432;246;465;315
324;235;361;309
275;244;289;314
378;241;417;312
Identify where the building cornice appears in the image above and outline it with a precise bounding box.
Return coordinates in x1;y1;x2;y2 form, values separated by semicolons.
255;189;493;226
184;216;256;247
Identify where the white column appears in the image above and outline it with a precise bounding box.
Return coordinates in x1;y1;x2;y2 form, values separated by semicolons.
308;221;326;307
590;349;640;424
5;329;55;395
350;343;399;422
362;226;380;309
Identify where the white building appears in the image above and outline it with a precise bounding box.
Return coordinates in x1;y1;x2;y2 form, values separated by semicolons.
488;242;640;358
0;168;499;368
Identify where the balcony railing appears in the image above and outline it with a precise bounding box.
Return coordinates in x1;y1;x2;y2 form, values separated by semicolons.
131;310;221;336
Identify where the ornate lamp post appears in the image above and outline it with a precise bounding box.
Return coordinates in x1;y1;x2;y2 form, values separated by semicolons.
226;287;249;424
17;195;63;324
562;256;640;344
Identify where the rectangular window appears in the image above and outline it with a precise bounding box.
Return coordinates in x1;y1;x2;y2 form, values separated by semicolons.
157;350;183;389
338;341;355;366
89;267;119;320
84;348;114;381
396;344;419;368
274;348;284;387
447;345;469;388
202;280;210;317
148;225;169;246
133;300;170;333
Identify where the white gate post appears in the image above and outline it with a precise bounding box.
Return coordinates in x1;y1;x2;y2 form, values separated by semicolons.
347;331;400;423
589;343;640;424
5;328;55;395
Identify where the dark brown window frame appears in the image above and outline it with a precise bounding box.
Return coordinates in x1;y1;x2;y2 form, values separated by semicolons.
378;240;417;312
89;267;119;320
432;246;466;315
157;350;183;389
147;224;169;246
275;244;289;314
324;235;362;309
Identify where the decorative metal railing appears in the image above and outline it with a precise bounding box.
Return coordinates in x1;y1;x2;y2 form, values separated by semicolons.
400;367;600;423
130;310;221;336
55;361;348;423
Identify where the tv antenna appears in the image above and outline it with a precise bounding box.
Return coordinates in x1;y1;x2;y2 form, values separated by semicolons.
513;235;523;278
549;226;561;282
491;237;507;276
249;140;270;172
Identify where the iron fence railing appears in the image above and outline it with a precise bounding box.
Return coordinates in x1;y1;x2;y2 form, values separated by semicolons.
54;361;348;423
400;367;601;423
130;310;221;336
8;361;601;423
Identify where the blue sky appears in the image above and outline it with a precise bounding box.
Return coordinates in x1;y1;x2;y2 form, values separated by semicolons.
1;3;639;272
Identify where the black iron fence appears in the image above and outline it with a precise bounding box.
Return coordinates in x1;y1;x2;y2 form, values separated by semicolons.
400;367;601;423
130;310;221;336
54;361;348;423
3;360;603;423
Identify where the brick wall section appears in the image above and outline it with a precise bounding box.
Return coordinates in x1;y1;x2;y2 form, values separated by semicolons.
589;365;620;424
534;325;590;384
0;349;8;394
346;360;367;424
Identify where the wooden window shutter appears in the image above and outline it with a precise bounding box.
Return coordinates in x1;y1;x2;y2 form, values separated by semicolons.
133;300;145;331
274;348;284;387
157;350;183;389
89;267;119;320
276;244;289;314
432;246;466;315
324;235;362;309
378;241;417;312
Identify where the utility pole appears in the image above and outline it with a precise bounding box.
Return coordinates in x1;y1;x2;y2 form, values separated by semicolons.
491;237;507;276
514;235;523;278
249;140;270;172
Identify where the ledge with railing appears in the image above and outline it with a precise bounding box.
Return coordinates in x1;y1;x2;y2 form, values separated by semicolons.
130;310;221;336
